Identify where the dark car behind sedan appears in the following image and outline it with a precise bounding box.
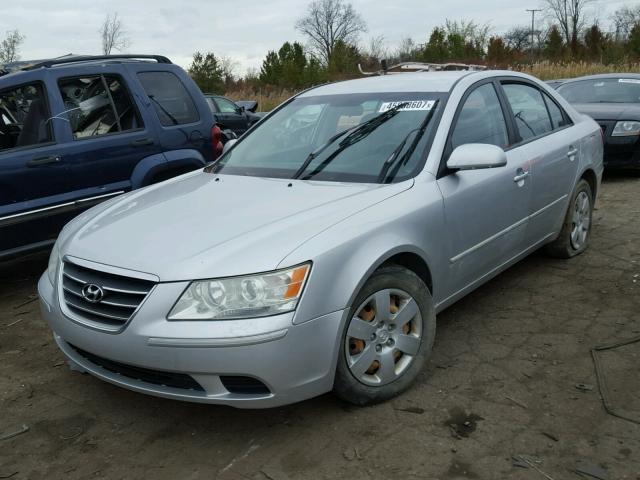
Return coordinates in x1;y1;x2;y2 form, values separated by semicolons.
556;74;640;168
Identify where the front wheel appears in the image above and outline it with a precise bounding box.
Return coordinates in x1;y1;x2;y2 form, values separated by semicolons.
333;265;436;405
545;179;594;258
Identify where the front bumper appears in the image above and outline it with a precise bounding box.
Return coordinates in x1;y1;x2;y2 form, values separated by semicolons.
599;121;640;168
38;273;347;408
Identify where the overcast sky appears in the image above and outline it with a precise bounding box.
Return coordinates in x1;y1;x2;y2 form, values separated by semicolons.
1;0;636;74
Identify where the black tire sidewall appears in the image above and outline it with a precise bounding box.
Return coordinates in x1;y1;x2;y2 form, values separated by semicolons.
333;265;436;405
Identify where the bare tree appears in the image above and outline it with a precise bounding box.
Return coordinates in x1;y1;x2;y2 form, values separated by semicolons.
542;0;594;50
612;5;640;40
100;13;130;55
0;30;25;64
365;35;388;60
295;0;367;65
395;37;418;62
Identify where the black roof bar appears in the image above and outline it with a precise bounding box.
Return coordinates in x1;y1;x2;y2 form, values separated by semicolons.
23;54;172;71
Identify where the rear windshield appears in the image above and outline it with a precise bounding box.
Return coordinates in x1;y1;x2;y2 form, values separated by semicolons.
137;71;199;125
208;92;446;184
558;78;640;103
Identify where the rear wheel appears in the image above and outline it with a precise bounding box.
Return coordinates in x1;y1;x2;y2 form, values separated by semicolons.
333;265;435;405
545;179;593;258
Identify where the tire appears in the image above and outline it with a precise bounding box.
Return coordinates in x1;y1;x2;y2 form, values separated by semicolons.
333;265;436;406
545;178;594;258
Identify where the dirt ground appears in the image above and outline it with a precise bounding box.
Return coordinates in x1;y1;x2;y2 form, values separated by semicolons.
1;173;639;480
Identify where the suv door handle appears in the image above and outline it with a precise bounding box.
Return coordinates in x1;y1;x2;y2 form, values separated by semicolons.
567;147;578;158
513;171;529;183
130;137;154;147
26;155;61;167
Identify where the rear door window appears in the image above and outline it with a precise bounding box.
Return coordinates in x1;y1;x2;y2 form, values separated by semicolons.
58;75;143;139
0;82;53;151
137;71;199;126
502;83;553;142
450;83;509;150
542;92;570;130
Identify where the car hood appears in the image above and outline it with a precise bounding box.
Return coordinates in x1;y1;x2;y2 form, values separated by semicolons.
61;172;412;281
572;103;640;121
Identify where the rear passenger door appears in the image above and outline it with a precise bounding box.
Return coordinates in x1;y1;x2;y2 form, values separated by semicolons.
437;81;532;297
500;81;580;245
54;67;161;198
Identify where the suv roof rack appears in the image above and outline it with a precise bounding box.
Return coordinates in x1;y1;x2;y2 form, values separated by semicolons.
22;54;172;71
358;61;487;76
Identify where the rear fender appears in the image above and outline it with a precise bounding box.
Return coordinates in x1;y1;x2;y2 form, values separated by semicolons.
131;150;206;188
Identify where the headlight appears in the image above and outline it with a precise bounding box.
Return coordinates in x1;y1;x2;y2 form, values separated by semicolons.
168;263;311;320
47;240;60;285
612;121;640;137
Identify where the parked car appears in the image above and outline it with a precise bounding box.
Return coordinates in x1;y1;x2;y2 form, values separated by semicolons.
0;54;222;259
204;94;261;137
546;79;567;89
556;74;640;168
39;68;603;408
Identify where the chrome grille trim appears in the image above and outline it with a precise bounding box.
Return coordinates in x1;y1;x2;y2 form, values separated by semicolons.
59;259;156;333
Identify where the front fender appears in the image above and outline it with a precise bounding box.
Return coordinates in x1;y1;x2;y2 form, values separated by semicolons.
131;150;206;189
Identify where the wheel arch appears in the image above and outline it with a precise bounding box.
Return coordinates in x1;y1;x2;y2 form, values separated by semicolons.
580;167;598;199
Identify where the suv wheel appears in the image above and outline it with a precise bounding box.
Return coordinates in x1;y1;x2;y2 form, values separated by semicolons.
333;265;436;405
545;179;594;258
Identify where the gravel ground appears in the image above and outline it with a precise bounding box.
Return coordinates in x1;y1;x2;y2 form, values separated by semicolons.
1;173;639;480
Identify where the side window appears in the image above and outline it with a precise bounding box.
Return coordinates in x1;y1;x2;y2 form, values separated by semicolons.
502;83;553;142
542;92;570;130
58;75;143;139
0;82;53;151
137;72;199;126
451;83;509;151
205;97;218;113
216;97;239;113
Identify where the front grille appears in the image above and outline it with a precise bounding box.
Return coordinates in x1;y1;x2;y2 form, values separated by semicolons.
61;261;155;330
69;343;205;392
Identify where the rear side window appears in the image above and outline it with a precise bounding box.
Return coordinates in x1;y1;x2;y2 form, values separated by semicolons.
58;75;143;139
137;72;199;126
542;92;570;130
0;82;53;151
451;83;509;150
502;83;553;142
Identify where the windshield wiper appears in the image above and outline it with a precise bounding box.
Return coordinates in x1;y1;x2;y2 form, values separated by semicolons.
377;99;440;184
292;102;409;180
148;95;179;125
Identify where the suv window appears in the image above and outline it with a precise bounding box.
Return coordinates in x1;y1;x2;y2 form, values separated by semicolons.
451;83;509;150
137;71;199;126
503;83;553;142
0;82;53;151
216;97;239;113
58;75;143;139
542;92;570;130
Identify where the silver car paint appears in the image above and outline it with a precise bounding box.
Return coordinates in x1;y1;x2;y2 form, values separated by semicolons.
39;70;604;407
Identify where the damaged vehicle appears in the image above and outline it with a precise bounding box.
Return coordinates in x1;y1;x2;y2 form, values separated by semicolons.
40;68;603;408
0;55;221;259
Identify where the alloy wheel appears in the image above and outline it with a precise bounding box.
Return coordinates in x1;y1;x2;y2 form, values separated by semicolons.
570;190;591;250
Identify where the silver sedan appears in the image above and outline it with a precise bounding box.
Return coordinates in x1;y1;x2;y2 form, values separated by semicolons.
39;70;603;407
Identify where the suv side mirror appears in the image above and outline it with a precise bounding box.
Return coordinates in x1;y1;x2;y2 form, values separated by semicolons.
447;143;507;171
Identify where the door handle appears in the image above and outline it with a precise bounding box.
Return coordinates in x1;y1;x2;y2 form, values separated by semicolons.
567;147;578;158
513;171;529;183
26;155;61;167
130;137;154;147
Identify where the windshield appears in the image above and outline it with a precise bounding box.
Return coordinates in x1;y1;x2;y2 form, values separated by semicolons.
558;78;640;104
207;92;445;183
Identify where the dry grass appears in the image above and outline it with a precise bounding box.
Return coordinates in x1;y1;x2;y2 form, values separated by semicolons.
515;61;640;80
225;62;640;111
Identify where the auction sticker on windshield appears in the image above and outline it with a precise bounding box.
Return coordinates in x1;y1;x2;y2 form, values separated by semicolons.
379;100;435;112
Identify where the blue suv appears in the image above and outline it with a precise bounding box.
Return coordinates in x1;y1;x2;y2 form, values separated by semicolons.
0;55;221;259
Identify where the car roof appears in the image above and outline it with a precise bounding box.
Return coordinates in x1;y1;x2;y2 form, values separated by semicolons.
299;71;479;96
560;73;640;84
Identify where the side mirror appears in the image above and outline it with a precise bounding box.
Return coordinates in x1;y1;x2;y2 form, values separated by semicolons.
446;143;507;171
237;105;245;114
222;139;237;154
